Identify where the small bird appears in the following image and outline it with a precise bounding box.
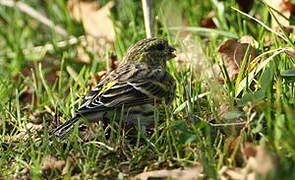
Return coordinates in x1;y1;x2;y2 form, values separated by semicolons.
54;37;176;139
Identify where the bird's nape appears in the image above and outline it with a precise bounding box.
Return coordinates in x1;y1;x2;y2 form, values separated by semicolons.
123;37;176;65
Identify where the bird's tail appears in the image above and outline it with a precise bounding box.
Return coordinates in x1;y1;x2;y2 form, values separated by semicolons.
53;116;79;139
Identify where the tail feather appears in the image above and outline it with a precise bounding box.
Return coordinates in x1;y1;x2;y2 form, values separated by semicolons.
53;116;79;139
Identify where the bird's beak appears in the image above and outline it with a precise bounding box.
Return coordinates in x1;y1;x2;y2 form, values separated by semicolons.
168;46;176;60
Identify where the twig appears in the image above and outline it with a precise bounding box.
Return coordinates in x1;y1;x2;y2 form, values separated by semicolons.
0;0;69;36
3;36;84;58
208;121;246;127
25;36;84;54
141;0;152;38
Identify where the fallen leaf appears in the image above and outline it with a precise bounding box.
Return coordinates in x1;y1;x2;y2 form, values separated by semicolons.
42;155;65;171
200;12;217;29
218;39;257;79
134;166;203;180
67;0;116;63
284;0;295;13
242;143;257;159
242;144;275;176
219;144;275;180
239;35;259;48
76;45;91;63
68;0;115;41
264;0;293;29
219;166;256;180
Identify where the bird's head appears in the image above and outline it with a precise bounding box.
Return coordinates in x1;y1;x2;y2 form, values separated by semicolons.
123;38;176;67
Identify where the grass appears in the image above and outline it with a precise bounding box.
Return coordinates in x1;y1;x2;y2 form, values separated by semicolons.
1;0;295;179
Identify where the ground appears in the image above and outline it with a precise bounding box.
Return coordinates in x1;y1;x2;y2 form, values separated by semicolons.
0;0;295;179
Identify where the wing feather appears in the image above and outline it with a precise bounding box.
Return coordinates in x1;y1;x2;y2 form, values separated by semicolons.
75;65;173;115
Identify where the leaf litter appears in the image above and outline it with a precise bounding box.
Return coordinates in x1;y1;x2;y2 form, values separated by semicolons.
67;0;116;63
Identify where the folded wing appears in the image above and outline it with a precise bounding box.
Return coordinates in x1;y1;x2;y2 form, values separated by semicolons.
76;74;169;115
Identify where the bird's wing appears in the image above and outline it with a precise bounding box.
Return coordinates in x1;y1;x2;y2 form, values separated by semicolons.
75;68;172;114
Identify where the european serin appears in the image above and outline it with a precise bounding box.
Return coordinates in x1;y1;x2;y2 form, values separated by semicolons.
54;37;176;139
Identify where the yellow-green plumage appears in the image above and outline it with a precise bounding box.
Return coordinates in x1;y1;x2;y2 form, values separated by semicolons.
54;37;176;139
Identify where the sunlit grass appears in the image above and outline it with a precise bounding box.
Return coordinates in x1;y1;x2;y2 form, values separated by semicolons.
0;0;295;179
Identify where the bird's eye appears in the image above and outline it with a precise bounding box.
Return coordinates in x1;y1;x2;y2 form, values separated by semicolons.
155;44;165;51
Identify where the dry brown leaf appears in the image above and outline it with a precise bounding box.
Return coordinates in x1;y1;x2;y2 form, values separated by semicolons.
42;155;65;171
242;144;275;176
76;45;91;63
239;35;259;48
218;39;257;79
284;1;295;13
201;12;217;29
134;166;203;180
264;0;292;29
242;143;257;159
219;166;256;180
68;0;115;41
220;144;275;179
67;0;115;63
